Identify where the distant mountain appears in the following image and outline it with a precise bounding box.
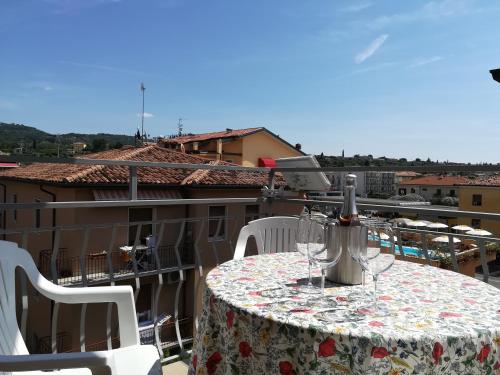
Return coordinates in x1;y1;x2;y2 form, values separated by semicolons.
0;122;136;156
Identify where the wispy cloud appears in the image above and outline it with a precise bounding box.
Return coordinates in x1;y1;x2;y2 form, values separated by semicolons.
368;0;479;29
138;112;154;118
355;34;389;64
43;85;54;91
339;2;372;13
44;0;121;15
408;56;444;68
59;60;145;75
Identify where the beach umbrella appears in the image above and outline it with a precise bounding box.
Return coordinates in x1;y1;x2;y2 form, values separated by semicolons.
432;236;461;243
452;225;473;232
466;229;492;236
427;222;448;230
406;220;428;228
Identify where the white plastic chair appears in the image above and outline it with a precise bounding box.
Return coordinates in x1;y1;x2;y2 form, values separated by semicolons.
0;241;161;375
233;216;299;259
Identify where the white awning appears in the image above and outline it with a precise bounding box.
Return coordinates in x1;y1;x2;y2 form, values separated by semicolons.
92;189;182;201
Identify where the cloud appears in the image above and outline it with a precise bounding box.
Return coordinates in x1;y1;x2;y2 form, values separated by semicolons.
59;60;145;75
43;85;54;91
408;56;444;68
138;112;154;118
355;34;389;64
368;0;478;29
339;2;372;13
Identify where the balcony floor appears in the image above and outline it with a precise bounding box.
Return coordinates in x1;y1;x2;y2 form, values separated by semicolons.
163;358;189;375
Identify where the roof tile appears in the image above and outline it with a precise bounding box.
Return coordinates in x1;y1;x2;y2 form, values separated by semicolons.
0;145;282;188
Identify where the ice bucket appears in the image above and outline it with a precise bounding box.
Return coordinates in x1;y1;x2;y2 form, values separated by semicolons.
326;223;366;285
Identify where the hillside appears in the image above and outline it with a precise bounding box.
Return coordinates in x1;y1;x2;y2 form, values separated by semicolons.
0;122;136;156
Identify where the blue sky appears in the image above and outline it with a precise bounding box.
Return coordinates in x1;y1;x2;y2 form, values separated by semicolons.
1;0;500;162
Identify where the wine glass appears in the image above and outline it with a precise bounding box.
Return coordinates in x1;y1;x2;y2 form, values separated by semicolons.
308;220;342;295
349;222;395;313
295;211;319;293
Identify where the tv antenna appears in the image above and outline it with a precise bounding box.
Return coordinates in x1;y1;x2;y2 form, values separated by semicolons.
140;82;146;142
177;118;184;136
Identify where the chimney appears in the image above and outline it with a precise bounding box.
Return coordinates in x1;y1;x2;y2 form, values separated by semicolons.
295;143;302;151
226;128;233;132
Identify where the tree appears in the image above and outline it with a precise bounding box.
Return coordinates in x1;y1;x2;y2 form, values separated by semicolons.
91;138;107;152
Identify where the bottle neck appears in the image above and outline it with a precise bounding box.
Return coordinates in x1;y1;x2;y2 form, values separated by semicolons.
339;185;359;226
341;186;358;217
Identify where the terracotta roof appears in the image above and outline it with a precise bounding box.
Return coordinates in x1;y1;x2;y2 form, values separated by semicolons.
399;175;469;186
395;171;421;177
0;145;282;188
458;176;500;187
160;127;263;145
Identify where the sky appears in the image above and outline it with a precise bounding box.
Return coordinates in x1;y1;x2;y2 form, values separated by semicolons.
1;0;500;163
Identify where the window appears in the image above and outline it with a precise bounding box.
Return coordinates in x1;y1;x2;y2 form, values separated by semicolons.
471;218;481;228
128;208;153;245
245;205;260;224
410;188;416;194
208;206;226;240
436;189;442;196
472;194;482;206
35;199;41;228
449;189;456;197
398;188;407;195
422;188;427;191
13;194;17;222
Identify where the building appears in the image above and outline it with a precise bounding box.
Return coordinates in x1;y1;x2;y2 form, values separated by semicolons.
458;176;500;235
0;144;297;354
328;171;395;198
397;175;468;202
72;142;87;154
394;171;421;185
158;127;304;167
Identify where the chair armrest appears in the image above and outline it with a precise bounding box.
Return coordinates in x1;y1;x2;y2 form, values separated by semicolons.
31;278;139;347
234;225;250;259
0;351;112;372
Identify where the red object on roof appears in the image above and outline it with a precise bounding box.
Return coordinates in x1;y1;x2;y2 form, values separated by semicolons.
258;158;276;168
0;163;18;168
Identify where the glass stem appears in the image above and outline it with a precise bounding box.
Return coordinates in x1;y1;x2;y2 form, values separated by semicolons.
308;260;313;286
321;268;326;295
373;274;378;310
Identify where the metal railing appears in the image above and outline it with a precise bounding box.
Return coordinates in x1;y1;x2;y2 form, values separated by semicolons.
1;155;500;363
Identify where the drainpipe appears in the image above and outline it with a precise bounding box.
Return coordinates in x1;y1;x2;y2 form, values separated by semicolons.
0;182;6;240
39;185;56;248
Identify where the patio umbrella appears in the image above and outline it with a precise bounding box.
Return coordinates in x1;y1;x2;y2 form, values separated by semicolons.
466;229;492;236
432;236;461;243
427;222;449;230
391;218;412;225
380;233;390;240
406;220;428;228
452;225;473;232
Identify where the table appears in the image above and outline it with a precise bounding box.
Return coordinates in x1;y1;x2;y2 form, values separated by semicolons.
190;253;500;374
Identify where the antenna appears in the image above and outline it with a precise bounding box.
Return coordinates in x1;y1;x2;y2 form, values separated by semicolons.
140;82;146;143
177;118;183;136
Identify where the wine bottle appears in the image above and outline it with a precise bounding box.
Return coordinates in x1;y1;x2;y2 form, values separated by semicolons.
338;174;360;226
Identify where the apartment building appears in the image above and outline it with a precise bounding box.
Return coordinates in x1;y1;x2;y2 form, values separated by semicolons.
397;175;468;202
158;127;304;167
329;171;395;197
458;176;500;235
0;144;297;354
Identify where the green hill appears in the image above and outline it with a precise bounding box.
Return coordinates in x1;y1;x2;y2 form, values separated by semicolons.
0;122;136;156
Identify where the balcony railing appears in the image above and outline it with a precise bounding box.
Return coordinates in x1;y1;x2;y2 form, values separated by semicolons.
1;155;500;363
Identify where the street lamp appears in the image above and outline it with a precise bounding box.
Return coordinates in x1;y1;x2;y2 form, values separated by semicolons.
490;69;500;83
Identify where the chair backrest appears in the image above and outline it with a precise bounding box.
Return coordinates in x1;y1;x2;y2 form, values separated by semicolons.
234;216;299;259
0;241;36;357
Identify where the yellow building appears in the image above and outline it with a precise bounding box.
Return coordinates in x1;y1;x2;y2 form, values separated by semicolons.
458;177;500;236
159;127;305;167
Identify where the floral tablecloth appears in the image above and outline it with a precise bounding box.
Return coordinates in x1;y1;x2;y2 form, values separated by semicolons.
190;253;500;374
